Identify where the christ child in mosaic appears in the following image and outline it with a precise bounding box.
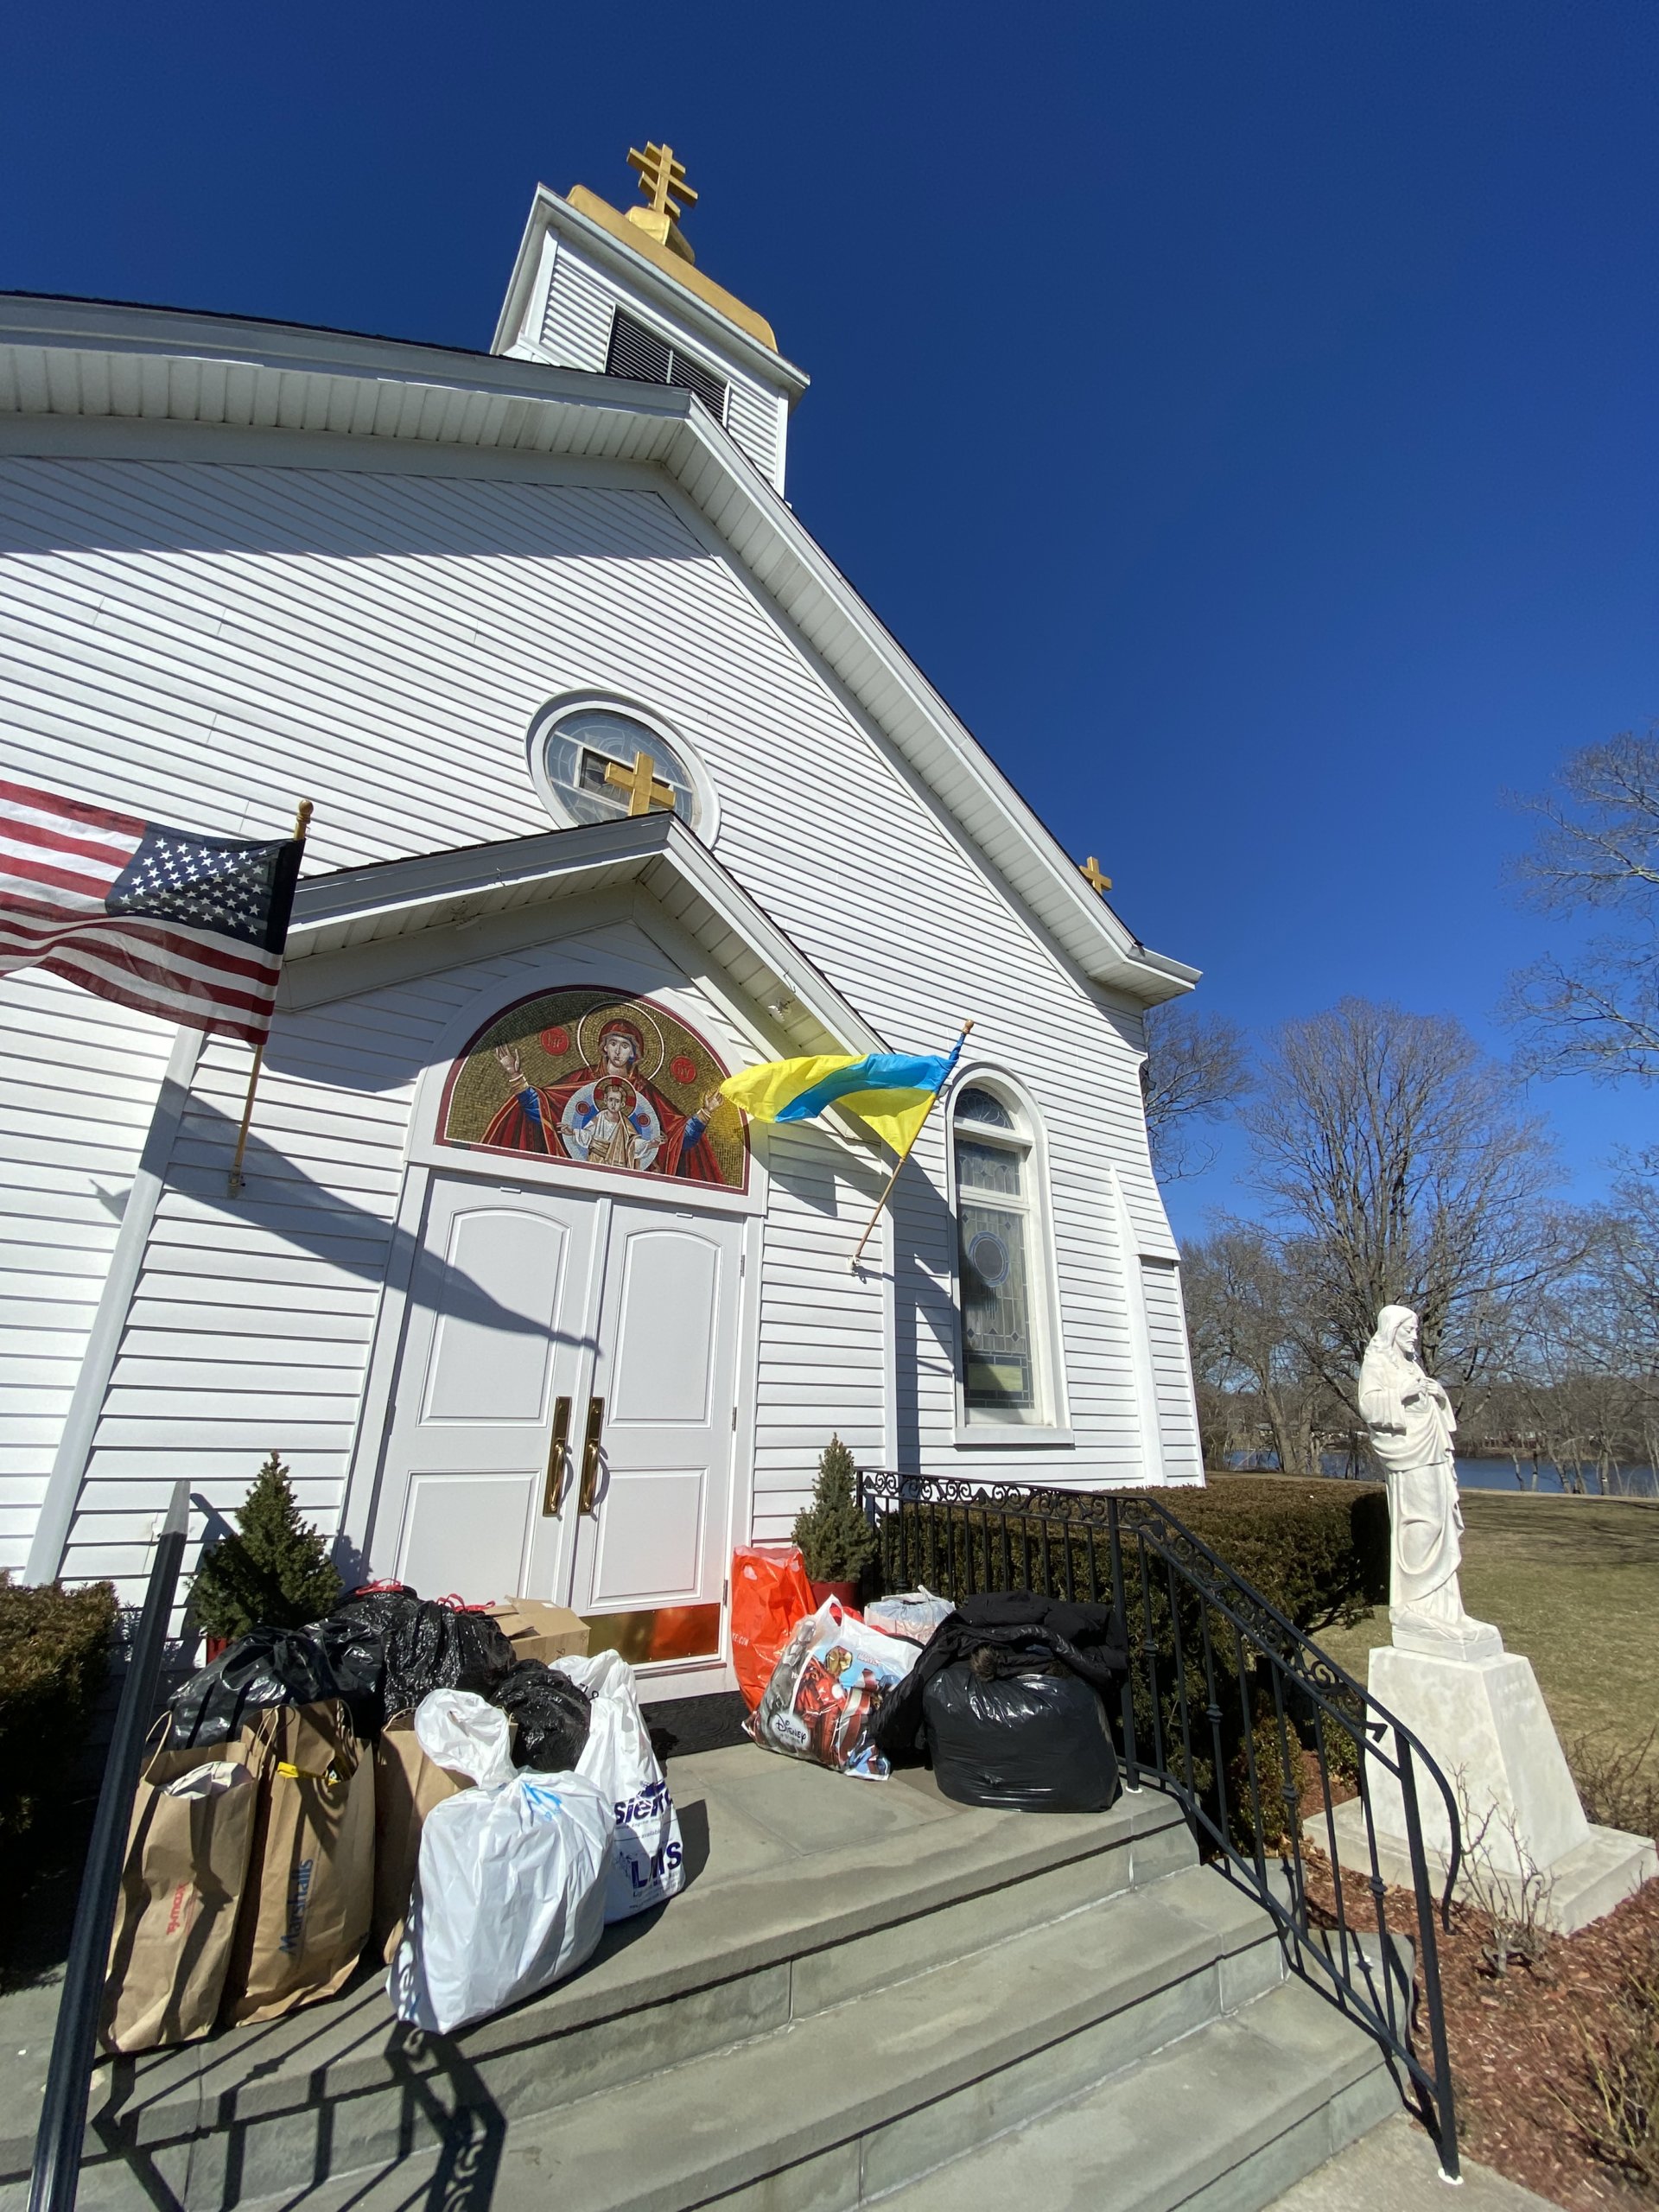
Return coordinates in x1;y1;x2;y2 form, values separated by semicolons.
485;1017;724;1179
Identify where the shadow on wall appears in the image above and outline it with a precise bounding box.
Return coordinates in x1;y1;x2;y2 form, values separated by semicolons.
889;1158;958;1476
761;1117;957;1478
168;1087;593;1347
0;457;714;563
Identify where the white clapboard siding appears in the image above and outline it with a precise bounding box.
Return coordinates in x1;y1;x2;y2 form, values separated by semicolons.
720;381;783;491
540;246;616;372
0;969;177;1574
752;1122;887;1540
1141;1256;1204;1483
1;454;1195;1590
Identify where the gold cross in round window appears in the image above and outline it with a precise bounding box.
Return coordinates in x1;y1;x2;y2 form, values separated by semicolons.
539;705;701;830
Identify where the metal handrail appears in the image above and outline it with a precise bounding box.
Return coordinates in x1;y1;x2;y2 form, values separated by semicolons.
858;1470;1462;2181
29;1479;190;2212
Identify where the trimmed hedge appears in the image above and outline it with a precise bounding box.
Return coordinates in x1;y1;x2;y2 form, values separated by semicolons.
874;1471;1388;1639
1139;1472;1389;1633
0;1572;118;1871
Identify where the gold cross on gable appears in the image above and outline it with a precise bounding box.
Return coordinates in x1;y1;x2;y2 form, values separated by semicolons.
1080;855;1113;895
604;750;677;817
628;141;697;224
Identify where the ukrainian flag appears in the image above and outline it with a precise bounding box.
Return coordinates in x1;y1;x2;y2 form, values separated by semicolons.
719;1033;967;1155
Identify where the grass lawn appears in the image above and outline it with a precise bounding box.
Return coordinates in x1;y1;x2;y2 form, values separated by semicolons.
1311;1488;1659;1777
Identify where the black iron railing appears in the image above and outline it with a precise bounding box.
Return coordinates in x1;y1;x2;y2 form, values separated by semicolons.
29;1480;190;2212
858;1471;1463;2180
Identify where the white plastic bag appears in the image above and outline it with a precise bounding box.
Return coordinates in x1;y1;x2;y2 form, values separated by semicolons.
388;1770;612;2034
556;1650;684;1921
863;1586;955;1645
412;1688;517;1787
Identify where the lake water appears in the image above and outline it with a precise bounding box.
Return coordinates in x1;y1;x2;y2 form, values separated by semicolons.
1447;1455;1656;1500
1225;1451;1659;1501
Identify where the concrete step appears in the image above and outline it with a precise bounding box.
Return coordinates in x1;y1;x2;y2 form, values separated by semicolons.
874;1979;1401;2212
224;1861;1293;2212
5;1753;1198;2212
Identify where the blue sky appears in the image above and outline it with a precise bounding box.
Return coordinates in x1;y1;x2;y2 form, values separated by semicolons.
3;2;1654;1237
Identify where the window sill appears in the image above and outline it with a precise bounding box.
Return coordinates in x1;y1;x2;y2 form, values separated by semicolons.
953;1427;1076;1450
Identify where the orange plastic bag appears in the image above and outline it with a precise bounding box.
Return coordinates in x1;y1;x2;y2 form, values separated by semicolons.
730;1544;816;1710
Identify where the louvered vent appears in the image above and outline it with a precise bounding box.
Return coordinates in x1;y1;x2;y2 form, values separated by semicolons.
668;353;727;419
605;308;728;426
605;309;671;385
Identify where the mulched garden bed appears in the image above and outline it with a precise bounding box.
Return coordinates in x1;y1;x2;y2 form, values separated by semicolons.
1300;1839;1659;2209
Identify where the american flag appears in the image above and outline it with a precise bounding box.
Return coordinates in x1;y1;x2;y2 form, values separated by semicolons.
0;778;304;1047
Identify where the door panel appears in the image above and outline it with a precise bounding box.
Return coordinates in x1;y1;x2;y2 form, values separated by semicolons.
371;1178;601;1603
420;1207;569;1424
589;1468;705;1607
571;1205;743;1658
608;1230;719;1424
397;1471;539;1599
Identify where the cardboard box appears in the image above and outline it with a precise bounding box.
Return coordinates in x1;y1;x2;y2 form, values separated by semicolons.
486;1599;589;1668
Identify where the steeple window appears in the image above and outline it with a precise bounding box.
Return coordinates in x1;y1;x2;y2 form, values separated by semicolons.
605;308;728;426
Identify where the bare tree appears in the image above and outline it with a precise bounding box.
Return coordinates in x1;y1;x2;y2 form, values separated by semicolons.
1142;1000;1251;1181
1506;728;1659;1083
1242;998;1563;1405
1182;1224;1327;1474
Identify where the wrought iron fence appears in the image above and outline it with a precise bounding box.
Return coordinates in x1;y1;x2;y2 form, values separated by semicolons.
857;1470;1462;2180
29;1481;190;2212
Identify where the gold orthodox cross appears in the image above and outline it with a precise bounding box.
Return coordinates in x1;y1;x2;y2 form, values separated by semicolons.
604;750;677;817
1080;855;1113;894
628;141;697;224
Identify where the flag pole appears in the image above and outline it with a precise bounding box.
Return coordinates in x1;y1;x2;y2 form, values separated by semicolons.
228;800;312;1198
848;1020;972;1274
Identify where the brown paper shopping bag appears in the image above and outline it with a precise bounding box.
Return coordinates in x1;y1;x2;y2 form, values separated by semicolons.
372;1713;468;1963
219;1702;373;2025
100;1733;262;2054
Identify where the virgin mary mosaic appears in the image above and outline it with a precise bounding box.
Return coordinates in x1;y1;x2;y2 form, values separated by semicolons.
438;988;747;1190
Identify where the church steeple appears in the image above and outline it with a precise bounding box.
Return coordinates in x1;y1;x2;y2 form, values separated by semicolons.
492;143;808;495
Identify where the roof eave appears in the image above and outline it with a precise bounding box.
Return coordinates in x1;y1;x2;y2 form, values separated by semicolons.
284;813;885;1054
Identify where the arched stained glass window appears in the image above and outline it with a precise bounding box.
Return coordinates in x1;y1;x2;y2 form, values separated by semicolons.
951;1078;1059;1428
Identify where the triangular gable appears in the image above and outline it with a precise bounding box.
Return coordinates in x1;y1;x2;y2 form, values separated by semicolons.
0;294;1195;1006
279;812;886;1064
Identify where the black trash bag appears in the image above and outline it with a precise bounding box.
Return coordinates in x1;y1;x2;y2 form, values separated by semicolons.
923;1653;1120;1814
168;1626;341;1748
328;1586;515;1716
491;1661;592;1772
308;1609;388;1740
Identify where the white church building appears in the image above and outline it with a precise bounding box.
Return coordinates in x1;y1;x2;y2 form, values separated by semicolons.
0;149;1203;1694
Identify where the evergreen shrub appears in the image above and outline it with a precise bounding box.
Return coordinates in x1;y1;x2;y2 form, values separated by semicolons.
190;1451;341;1642
0;1572;118;1868
792;1435;879;1585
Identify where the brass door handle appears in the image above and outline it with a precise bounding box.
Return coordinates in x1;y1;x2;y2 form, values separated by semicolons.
578;1396;605;1518
542;1395;572;1516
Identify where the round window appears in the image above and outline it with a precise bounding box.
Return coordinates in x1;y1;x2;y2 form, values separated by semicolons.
531;703;706;833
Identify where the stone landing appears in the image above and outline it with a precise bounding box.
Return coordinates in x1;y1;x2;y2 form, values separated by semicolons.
3;1746;1404;2212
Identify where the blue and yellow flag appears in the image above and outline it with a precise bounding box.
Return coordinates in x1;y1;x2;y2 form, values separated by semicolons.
719;1033;968;1155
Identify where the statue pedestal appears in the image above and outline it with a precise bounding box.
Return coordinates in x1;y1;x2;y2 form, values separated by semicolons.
1320;1643;1657;1936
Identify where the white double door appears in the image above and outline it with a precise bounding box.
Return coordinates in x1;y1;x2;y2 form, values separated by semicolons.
372;1173;743;1647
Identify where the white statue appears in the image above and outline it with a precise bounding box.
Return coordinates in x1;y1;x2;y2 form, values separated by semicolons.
1357;1304;1500;1659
